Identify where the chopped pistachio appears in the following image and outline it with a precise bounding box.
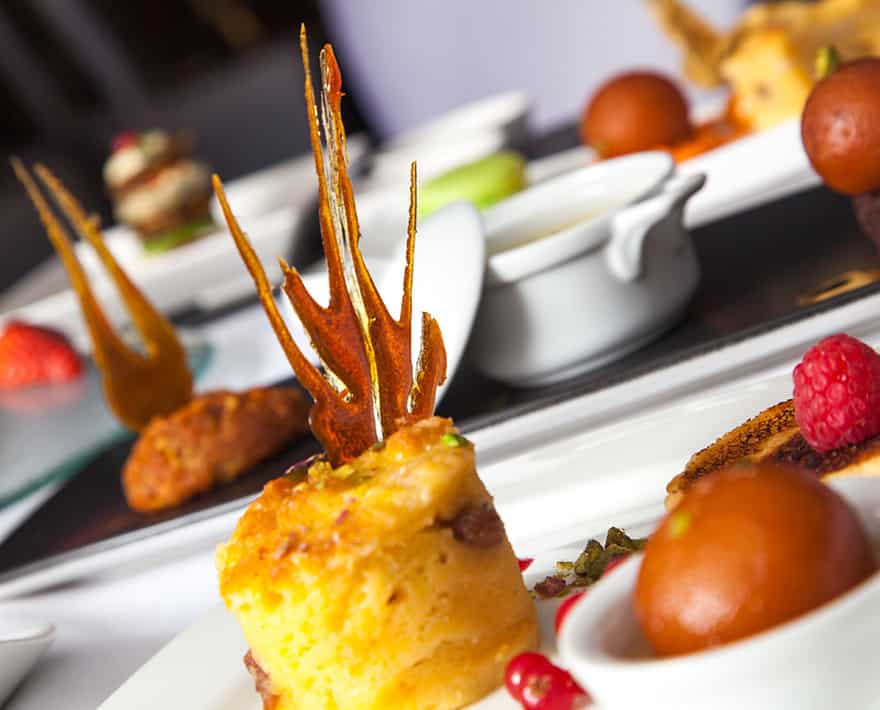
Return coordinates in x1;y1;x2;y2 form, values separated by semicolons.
668;511;691;539
573;539;604;576
441;432;472;448
531;526;647;597
815;45;840;80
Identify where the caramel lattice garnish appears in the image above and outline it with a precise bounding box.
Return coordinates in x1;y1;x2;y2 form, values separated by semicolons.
13;159;192;431
213;27;446;465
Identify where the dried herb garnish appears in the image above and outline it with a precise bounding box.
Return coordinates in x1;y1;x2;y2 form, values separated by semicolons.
532;527;646;599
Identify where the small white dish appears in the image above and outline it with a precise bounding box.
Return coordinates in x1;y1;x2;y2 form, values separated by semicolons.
370;91;530;184
470;152;704;386
559;477;880;710
0;618;54;705
279;200;486;404
387;91;530;151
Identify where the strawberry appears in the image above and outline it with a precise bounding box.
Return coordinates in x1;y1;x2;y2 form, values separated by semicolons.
0;320;83;390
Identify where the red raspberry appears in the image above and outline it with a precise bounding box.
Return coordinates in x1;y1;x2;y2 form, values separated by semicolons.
793;334;880;452
0;320;83;390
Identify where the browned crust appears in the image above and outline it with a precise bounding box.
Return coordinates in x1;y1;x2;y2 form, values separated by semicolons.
667;400;798;496
667;397;880;508
122;387;310;512
243;650;279;710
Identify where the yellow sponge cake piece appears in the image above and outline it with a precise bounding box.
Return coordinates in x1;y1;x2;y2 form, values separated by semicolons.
217;417;538;710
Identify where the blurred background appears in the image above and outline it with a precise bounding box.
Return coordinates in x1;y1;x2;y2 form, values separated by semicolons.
0;0;747;297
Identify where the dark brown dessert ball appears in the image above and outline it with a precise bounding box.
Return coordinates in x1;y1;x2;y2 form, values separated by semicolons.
581;72;693;158
802;58;880;195
634;462;875;657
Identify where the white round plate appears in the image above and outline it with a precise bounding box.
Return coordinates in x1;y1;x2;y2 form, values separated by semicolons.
95;546;592;710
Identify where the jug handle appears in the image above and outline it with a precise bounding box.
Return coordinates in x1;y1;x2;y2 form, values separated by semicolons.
606;172;706;282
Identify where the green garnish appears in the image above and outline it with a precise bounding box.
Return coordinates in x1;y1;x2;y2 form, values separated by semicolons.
441;433;472;448
533;526;647;598
815;45;841;80
370;440;386;452
668;511;691;540
143;217;214;254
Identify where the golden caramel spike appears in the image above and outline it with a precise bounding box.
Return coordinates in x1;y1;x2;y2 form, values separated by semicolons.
644;0;729;87
12;159;192;431
214;27;446;465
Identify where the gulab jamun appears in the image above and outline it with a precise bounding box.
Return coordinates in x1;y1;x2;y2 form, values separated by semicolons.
634;462;876;657
581;72;693;158
802;58;880;195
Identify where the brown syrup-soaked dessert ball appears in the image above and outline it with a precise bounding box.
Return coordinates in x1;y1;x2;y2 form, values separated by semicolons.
581;72;693;158
635;462;875;657
802;58;880;196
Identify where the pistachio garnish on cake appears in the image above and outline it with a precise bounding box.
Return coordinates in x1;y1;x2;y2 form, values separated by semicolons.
213;27;538;710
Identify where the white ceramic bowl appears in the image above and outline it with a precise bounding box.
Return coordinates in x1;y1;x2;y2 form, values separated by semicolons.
469;152;704;386
370;91;530;183
0;618;54;705
559;476;880;710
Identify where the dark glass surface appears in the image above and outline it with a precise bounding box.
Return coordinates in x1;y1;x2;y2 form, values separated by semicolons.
2;159;879;582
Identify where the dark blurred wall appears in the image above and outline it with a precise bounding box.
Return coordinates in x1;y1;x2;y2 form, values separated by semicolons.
0;0;368;294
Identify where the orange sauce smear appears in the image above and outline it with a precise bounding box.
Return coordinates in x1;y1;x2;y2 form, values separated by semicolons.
213;27;446;466
13;160;192;431
668;100;749;162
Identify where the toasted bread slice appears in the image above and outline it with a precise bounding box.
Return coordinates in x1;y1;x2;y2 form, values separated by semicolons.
667;399;880;508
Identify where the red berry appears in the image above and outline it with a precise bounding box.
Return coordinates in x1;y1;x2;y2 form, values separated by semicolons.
505;653;590;709
793;334;880;452
0;320;83;390
518;557;534;572
505;652;553;700
602;556;628;577
554;591;586;634
521;666;588;710
112;131;139;151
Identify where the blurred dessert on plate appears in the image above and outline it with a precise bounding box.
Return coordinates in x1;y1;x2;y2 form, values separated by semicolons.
15;160;309;512
577;0;880;165
104;130;214;254
647;0;880;131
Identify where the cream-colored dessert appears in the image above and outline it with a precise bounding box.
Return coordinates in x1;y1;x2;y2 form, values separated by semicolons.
104;130;213;252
